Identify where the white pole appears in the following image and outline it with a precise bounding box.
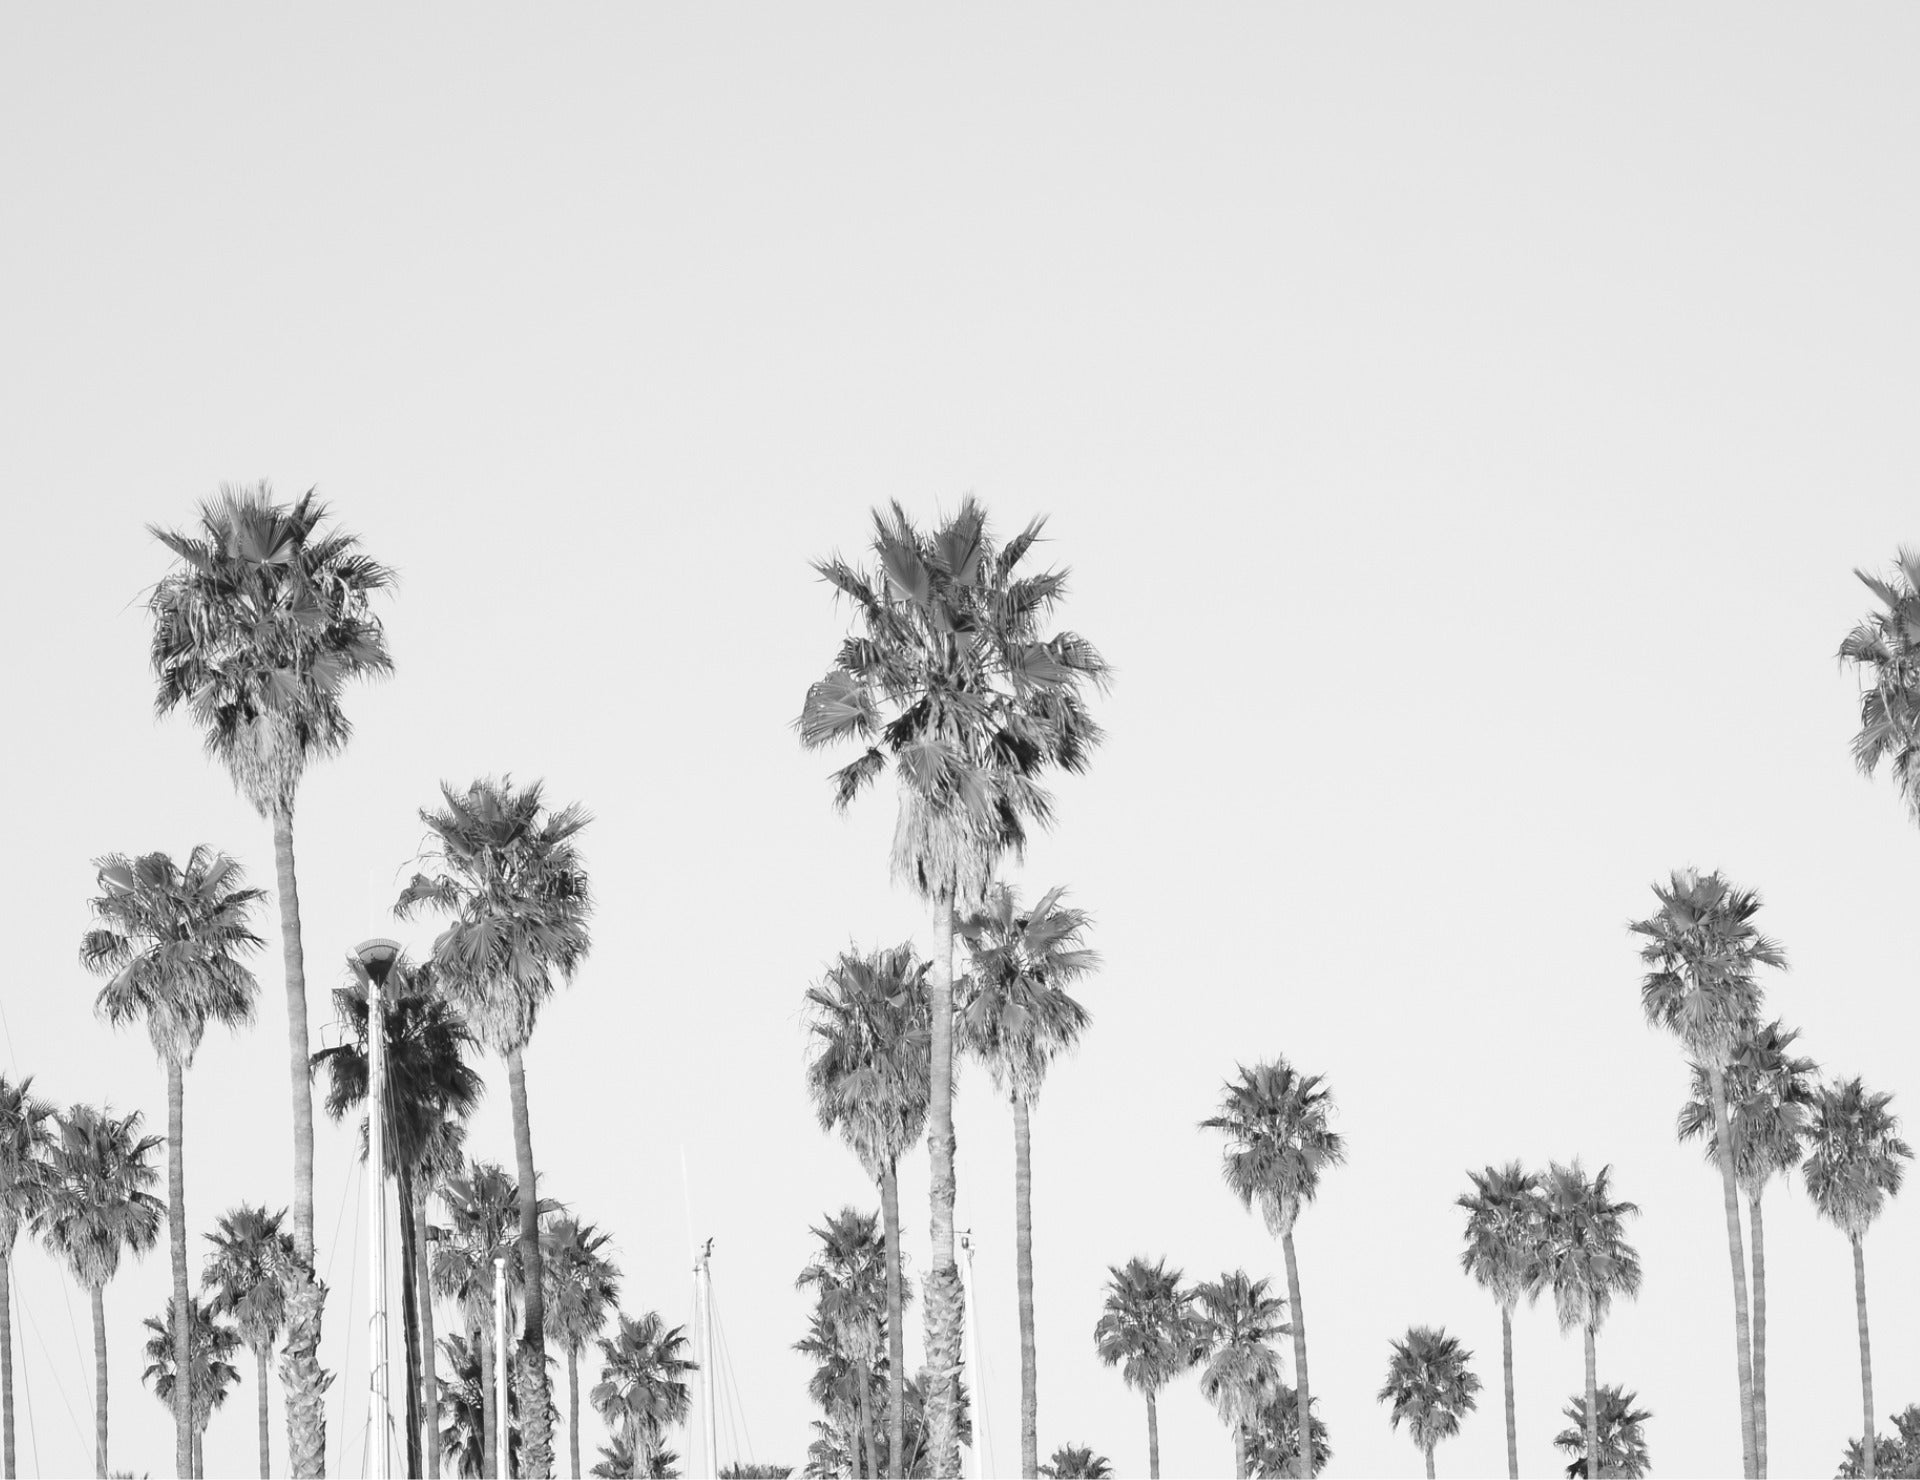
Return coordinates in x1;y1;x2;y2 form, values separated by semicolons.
363;940;395;1480
496;1255;511;1480
959;1231;985;1480
698;1239;718;1480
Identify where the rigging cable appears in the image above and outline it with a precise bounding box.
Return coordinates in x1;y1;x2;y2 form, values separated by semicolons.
708;1283;754;1468
17;1287;86;1457
12;1252;40;1478
332;1158;366;1480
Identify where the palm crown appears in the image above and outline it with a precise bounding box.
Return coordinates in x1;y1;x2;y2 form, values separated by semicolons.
1839;549;1920;820
593;1311;697;1455
0;1076;54;1249
433;1160;541;1327
1553;1385;1653;1479
1677;1019;1818;1195
1193;1270;1288;1432
1803;1078;1912;1238
1202;1060;1345;1239
35;1104;164;1290
1093;1256;1197;1397
956;883;1098;1102
1631;869;1785;1071
1530;1161;1642;1333
797;1208;889;1369
543;1216;621;1357
1378;1326;1481;1457
201;1204;295;1359
141;1295;242;1432
1457;1162;1543;1313
803;944;932;1179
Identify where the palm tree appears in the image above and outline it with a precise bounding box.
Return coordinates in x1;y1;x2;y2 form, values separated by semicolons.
1839;1434;1908;1480
1192;1270;1288;1480
1677;1019;1817;1475
440;1330;534;1479
1803;1078;1911;1480
1530;1162;1641;1480
0;1075;53;1480
542;1217;621;1480
804;942;932;1477
954;883;1095;1479
313;942;484;1476
1201;1059;1343;1480
591;1435;682;1480
149;484;394;1477
1631;867;1784;1479
202;1204;295;1479
82;846;264;1477
1378;1326;1480;1480
34;1104;164;1478
1839;549;1920;816
399;776;593;1480
141;1295;242;1478
1038;1446;1110;1479
798;1210;890;1479
798;499;1109;1473
1553;1385;1651;1479
591;1311;696;1474
1457;1162;1543;1480
1248;1386;1330;1479
1092;1256;1196;1480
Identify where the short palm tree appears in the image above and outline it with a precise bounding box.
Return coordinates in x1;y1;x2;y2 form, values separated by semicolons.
0;1075;53;1479
440;1330;528;1479
1530;1162;1641;1480
956;882;1096;1478
1038;1446;1110;1479
1677;1018;1817;1475
1092;1256;1196;1479
82;845;264;1477
1553;1385;1651;1479
1248;1386;1330;1479
1803;1078;1911;1480
149;484;394;1477
400;776;593;1480
798;1210;889;1479
804;942;932;1476
799;499;1109;1472
1193;1270;1288;1480
1631;867;1784;1479
202;1204;296;1478
1457;1163;1542;1480
34;1104;165;1479
1201;1059;1344;1480
592;1312;696;1472
141;1295;242;1478
543;1217;621;1480
313;942;484;1477
1378;1326;1480;1480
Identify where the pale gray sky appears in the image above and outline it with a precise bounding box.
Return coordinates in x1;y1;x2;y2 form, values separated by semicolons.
4;6;1920;1478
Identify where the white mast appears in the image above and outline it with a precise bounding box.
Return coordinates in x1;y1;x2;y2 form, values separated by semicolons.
697;1238;718;1479
496;1255;511;1480
959;1230;985;1480
358;938;399;1480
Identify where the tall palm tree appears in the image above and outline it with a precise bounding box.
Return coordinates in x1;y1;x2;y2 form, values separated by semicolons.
1192;1270;1287;1480
1553;1385;1652;1479
804;942;932;1477
542;1217;621;1480
1092;1256;1195;1480
1530;1162;1641;1480
1839;549;1920;815
591;1312;696;1473
1378;1326;1480;1480
1803;1078;1910;1480
400;776;593;1479
1457;1162;1543;1480
1201;1059;1343;1480
1630;867;1784;1479
149;484;394;1477
34;1104;164;1479
313;942;484;1476
0;1075;53;1480
955;883;1095;1479
1676;1019;1817;1476
141;1295;242;1478
1247;1386;1329;1479
1037;1447;1110;1479
798;1210;890;1480
82;846;264;1477
202;1204;296;1479
799;499;1109;1474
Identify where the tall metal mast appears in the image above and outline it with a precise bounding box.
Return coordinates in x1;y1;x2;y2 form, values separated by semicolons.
496;1254;511;1480
959;1230;985;1480
357;938;401;1480
697;1238;718;1479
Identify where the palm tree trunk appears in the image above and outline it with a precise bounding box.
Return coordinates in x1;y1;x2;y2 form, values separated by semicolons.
1424;1443;1436;1480
1583;1322;1599;1480
418;1174;440;1480
924;895;963;1479
273;806;330;1479
1145;1391;1160;1480
859;1359;878;1480
1012;1093;1039;1479
167;1060;194;1480
1707;1068;1759;1479
194;1425;203;1479
881;1161;905;1480
1750;1190;1767;1479
1;1232;17;1480
399;1179;424;1480
90;1283;108;1480
257;1347;273;1478
566;1347;580;1480
1280;1230;1313;1480
505;1049;554;1479
1500;1303;1517;1480
1854;1233;1876;1480
1233;1421;1247;1480
480;1316;498;1480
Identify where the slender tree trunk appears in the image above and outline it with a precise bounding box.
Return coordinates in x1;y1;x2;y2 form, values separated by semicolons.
480;1315;498;1480
1;1230;16;1480
1750;1190;1767;1479
194;1425;203;1479
1424;1443;1436;1480
399;1180;424;1480
273;807;330;1478
1145;1391;1159;1480
1854;1234;1875;1480
1583;1322;1599;1480
566;1347;580;1480
1012;1093;1039;1479
505;1049;554;1478
1706;1068;1760;1479
167;1060;194;1480
1500;1302;1517;1480
881;1161;905;1480
90;1283;108;1480
1233;1421;1247;1480
924;895;963;1479
859;1359;879;1480
418;1175;440;1480
257;1347;273;1478
1280;1230;1313;1480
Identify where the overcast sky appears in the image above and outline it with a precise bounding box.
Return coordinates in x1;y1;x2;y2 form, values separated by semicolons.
5;7;1920;1478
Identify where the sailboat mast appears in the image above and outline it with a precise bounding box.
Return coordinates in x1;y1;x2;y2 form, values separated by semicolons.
496;1255;510;1480
960;1230;985;1480
698;1238;718;1479
361;939;395;1480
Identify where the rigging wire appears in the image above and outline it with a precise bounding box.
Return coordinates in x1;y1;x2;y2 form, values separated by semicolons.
17;1291;86;1456
708;1284;754;1468
333;1158;366;1480
12;1254;41;1478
